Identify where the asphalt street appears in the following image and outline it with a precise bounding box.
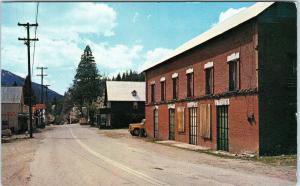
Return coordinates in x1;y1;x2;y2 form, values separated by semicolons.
26;124;295;186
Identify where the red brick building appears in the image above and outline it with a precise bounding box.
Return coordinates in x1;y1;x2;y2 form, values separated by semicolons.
143;2;296;155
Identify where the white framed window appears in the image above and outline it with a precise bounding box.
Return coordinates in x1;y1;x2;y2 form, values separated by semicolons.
133;102;138;109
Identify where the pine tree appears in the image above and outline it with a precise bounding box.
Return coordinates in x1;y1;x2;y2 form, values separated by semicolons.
116;73;121;81
121;73;125;81
71;45;101;107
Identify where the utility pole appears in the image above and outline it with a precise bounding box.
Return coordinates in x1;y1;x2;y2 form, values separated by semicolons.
36;67;48;104
44;84;50;125
45;84;50;104
18;22;38;138
36;67;47;127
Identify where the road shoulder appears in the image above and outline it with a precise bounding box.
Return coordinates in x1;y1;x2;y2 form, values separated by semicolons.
1;128;47;186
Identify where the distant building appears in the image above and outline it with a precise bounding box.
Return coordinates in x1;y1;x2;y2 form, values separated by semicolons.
1;86;31;132
98;81;145;128
143;2;296;155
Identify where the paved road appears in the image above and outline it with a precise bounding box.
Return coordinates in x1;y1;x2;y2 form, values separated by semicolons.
28;124;295;186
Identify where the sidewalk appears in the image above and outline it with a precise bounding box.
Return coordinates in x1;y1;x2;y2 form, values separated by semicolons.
156;140;210;151
155;140;255;158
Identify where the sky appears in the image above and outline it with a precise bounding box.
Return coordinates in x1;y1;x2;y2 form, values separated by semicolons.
1;2;255;95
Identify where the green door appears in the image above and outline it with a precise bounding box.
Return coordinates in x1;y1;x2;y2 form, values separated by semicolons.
189;107;198;145
217;105;229;151
169;109;175;140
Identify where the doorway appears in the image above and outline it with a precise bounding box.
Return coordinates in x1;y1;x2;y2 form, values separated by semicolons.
189;107;197;145
217;105;229;151
169;109;175;140
154;109;158;138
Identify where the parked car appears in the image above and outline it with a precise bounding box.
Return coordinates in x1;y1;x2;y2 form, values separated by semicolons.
2;129;12;137
128;119;146;137
79;117;88;125
1;121;12;137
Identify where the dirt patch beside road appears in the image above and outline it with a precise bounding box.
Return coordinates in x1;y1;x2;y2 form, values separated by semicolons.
1;130;45;186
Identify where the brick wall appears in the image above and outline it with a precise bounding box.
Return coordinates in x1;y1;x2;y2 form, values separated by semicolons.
145;95;259;154
146;20;258;102
145;19;260;154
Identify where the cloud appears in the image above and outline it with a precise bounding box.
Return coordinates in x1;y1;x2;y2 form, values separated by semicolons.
147;14;152;19
132;12;139;23
138;48;173;72
86;40;143;69
2;26;82;69
64;3;117;36
219;7;246;23
1;3;170;94
1;3;118;94
212;7;246;27
35;35;82;68
2;3;118;66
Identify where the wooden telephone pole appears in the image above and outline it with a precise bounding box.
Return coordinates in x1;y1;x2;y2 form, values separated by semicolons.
18;22;38;138
36;67;48;104
45;84;50;104
37;67;47;127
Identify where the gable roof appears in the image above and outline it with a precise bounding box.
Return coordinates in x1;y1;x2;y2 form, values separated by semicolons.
143;2;274;72
106;81;145;102
1;86;23;104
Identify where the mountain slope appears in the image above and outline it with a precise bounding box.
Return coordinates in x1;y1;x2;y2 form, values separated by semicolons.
1;69;63;102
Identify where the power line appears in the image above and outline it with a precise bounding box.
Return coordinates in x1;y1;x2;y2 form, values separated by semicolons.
32;2;39;76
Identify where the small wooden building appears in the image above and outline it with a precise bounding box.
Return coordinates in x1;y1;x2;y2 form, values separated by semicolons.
1;86;30;133
98;81;145;128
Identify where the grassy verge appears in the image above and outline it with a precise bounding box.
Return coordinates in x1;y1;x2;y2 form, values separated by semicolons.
255;155;297;167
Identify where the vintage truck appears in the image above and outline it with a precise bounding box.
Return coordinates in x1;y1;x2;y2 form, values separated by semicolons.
128;119;146;137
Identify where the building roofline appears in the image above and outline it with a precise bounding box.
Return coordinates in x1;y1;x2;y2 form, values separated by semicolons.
142;2;274;72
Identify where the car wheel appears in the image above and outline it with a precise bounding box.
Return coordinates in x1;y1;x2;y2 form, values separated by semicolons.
133;129;140;136
139;129;147;137
130;131;134;136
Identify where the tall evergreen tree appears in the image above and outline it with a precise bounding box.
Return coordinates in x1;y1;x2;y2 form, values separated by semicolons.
71;45;101;107
121;73;125;81
116;73;121;81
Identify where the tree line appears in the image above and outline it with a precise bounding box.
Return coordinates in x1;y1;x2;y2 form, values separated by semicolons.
111;70;145;82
